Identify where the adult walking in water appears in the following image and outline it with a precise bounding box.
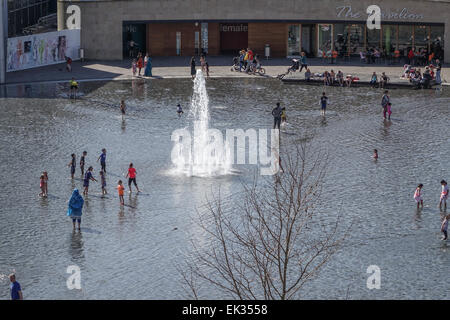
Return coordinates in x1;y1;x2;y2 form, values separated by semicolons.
272;102;283;130
126;163;140;193
190;56;196;79
381;90;390;119
144;54;152;77
67;189;84;231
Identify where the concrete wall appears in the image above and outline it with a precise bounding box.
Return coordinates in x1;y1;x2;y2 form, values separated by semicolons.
57;0;450;61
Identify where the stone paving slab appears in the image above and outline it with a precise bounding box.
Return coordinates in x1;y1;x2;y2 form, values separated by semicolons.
2;56;448;86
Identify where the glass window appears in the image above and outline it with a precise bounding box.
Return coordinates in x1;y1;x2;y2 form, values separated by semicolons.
382;25;397;56
346;24;365;56
398;25;413;57
287;25;301;56
414;25;429;52
318;24;332;56
333;23;347;57
366;28;381;50
430;25;444;60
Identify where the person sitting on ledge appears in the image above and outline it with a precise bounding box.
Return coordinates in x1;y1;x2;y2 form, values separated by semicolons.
370;72;378;87
305;68;311;82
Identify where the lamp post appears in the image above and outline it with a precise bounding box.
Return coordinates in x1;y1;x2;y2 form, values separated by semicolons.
0;0;7;84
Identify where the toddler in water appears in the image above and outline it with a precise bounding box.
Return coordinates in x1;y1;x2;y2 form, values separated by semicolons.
117;180;125;205
414;184;424;209
373;149;378;160
441;215;449;240
440;180;449;210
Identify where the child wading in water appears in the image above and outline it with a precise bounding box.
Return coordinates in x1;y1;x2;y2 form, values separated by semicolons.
97;148;107;173
100;170;107;195
373;149;378;160
39;175;46;197
80;151;87;176
83;166;97;196
320;92;328;116
387;103;392;120
441;215;449;240
120;100;126;118
117;180;125;205
177;103;184;117
43;171;48;196
414;184;424;209
68;153;76;179
440;180;449;210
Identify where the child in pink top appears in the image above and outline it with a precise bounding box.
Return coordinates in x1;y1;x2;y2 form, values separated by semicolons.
414;184;423;209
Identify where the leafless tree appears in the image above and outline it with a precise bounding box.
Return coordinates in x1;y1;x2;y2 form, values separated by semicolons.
180;142;351;300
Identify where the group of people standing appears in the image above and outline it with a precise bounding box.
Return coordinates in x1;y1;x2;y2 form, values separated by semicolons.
132;52;152;77
190;54;210;79
65;147;141;230
413;181;450;240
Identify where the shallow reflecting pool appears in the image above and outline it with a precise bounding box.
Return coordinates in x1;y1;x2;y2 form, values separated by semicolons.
0;77;449;299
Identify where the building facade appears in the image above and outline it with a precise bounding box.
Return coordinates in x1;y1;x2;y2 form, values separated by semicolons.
57;0;449;62
8;0;57;37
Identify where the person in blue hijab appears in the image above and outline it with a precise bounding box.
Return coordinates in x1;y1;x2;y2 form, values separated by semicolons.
67;189;84;231
144;55;152;77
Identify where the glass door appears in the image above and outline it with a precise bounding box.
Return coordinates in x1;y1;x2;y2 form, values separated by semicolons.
318;24;332;57
287;25;301;56
301;24;316;57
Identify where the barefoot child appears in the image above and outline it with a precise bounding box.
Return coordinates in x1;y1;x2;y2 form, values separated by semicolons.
414;184;424;209
387;103;392;120
176;103;184;117
440;180;448;210
97;148;107;173
83;166;97;196
80;151;87;176
117;180;125;205
441;215;449;240
373;149;378;160
39;175;46;197
126;163;140;193
43;171;48;196
68;153;76;179
100;170;107;195
320;92;328;116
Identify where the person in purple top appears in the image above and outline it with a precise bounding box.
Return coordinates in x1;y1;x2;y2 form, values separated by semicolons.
9;274;23;300
83;166;97;196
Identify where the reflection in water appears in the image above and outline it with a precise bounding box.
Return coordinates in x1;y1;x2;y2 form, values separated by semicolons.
69;230;84;262
121;119;126;133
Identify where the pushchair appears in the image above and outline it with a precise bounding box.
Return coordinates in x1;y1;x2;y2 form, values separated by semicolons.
277;59;300;79
231;56;240;72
